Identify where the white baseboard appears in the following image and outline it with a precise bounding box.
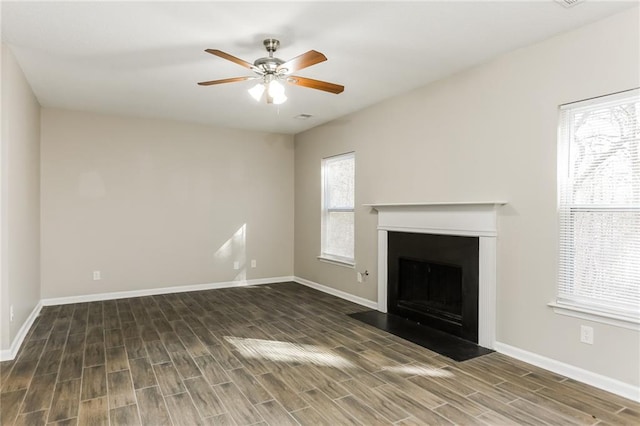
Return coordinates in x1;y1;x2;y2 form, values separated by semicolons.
294;276;378;310
494;341;640;402
0;301;43;361
41;276;295;306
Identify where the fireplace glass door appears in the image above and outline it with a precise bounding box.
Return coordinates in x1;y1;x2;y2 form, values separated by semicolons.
388;232;479;342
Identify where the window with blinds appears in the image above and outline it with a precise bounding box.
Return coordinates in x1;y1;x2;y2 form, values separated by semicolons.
557;89;639;322
321;152;355;265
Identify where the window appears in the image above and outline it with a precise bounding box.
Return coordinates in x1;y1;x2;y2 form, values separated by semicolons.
321;152;355;265
556;89;639;325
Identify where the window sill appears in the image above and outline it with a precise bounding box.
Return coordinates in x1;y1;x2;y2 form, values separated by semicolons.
548;302;640;331
317;256;356;269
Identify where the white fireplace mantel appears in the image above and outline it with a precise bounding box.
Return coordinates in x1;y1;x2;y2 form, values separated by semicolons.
365;201;506;349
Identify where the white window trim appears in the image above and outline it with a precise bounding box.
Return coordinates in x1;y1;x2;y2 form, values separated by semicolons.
317;255;356;268
320;152;355;265
553;88;640;328
548;301;640;331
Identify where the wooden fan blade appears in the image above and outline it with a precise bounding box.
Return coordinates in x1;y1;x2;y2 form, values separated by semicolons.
205;49;261;72
287;76;344;94
277;50;327;74
197;76;254;86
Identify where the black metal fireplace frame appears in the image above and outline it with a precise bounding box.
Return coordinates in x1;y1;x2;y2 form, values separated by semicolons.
387;232;479;343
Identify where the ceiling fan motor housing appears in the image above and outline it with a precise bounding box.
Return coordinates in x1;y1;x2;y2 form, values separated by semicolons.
254;56;285;73
254;39;285;74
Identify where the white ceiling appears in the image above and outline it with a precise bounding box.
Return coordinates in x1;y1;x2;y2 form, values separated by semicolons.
1;1;636;134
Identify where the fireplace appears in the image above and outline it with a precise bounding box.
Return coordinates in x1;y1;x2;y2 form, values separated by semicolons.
366;201;505;349
388;232;479;343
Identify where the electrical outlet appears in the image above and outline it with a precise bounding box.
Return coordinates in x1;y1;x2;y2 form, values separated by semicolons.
10;305;14;322
233;261;240;270
357;272;363;283
93;270;101;281
251;259;256;268
580;325;594;344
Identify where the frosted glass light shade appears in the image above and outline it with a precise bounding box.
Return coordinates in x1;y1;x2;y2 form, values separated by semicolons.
268;80;285;97
268;80;287;104
248;83;265;101
273;94;287;104
248;80;287;104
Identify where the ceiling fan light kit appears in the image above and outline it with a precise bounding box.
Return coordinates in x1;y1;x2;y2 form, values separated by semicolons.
198;38;344;105
248;74;287;105
248;83;265;102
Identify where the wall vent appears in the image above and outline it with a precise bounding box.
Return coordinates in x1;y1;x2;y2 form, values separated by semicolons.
555;0;586;8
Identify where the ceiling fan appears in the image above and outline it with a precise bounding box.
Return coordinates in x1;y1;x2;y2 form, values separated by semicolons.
198;38;344;105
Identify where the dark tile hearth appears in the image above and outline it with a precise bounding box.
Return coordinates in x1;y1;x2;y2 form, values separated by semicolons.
348;310;493;362
1;282;638;425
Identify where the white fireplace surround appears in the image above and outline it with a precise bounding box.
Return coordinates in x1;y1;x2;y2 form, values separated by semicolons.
365;201;506;349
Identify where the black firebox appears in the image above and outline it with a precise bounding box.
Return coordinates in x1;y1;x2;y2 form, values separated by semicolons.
388;232;479;343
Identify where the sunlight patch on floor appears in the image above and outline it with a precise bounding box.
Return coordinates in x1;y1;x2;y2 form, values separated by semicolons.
384;364;454;378
225;336;354;368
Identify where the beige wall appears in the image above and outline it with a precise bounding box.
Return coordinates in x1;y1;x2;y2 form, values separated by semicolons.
1;44;41;351
41;109;294;299
294;8;640;387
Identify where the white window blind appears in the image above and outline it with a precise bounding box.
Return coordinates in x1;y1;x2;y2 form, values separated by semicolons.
558;89;640;322
321;152;355;264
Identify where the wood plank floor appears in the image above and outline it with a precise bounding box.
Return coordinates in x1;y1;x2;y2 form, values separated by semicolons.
1;282;638;425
